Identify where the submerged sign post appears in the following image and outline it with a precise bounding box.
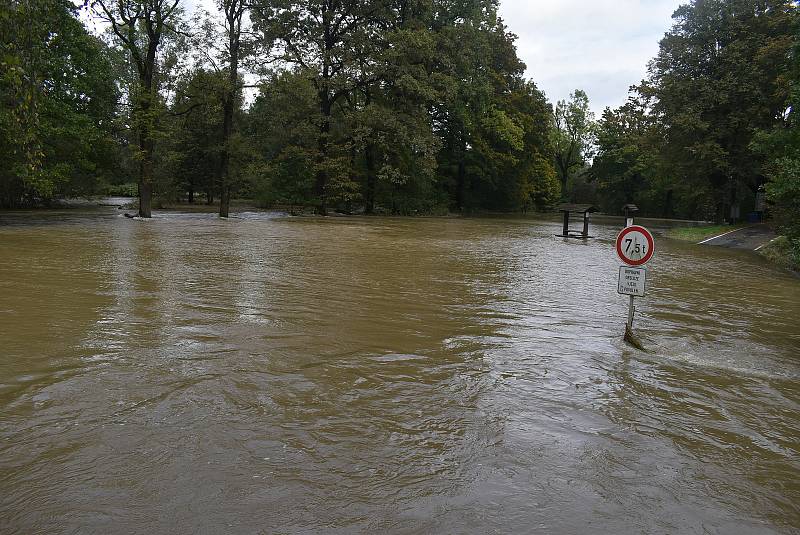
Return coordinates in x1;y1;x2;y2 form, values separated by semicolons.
615;224;655;341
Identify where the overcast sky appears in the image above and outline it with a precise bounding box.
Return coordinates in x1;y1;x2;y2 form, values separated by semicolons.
498;0;684;115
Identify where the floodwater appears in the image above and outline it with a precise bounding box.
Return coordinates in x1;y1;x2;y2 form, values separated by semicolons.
0;207;798;534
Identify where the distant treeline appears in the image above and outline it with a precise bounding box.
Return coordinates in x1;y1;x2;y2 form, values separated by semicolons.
1;0;798;241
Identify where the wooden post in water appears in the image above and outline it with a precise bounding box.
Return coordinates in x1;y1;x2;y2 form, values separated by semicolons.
557;204;596;238
582;211;590;238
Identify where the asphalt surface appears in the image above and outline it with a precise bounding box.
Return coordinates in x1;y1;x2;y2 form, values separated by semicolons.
699;224;776;250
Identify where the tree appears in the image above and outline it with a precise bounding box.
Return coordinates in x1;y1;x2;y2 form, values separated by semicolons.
754;25;800;264
245;70;319;209
431;0;551;213
648;0;796;221
1;0;120;207
552;89;595;201
248;2;314;213
244;0;557;215
165;68;225;205
92;0;183;217
216;0;247;217
502;80;560;211
591;92;661;214
351;0;442;214
251;0;391;214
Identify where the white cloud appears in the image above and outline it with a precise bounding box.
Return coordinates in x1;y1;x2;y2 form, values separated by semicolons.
498;0;683;114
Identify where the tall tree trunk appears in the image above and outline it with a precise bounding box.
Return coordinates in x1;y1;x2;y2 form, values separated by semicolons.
218;91;234;219
139;177;152;217
219;92;233;218
137;24;161;219
93;0;181;218
556;156;568;200
219;185;230;217
219;0;243;219
138;94;154;218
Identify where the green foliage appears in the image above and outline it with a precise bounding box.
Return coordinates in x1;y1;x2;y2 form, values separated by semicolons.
245;70;319;208
254;145;316;209
510;81;562;210
104;182;138;197
250;0;395;213
241;0;556;215
647;0;796;220
431;2;558;213
591;0;798;222
161;68;225;203
472;80;560;212
592;93;661;214
758;235;800;272
553;89;595;200
1;0;120;207
766;157;800;240
92;0;185;217
1;0;561;215
753;11;800;252
3;0;797;223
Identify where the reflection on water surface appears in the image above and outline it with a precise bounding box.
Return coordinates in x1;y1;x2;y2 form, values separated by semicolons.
1;209;798;533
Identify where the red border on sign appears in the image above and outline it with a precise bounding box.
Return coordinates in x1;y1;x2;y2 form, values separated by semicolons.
616;225;655;266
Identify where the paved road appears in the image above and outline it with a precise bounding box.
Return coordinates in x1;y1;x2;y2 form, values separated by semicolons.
699;224;776;250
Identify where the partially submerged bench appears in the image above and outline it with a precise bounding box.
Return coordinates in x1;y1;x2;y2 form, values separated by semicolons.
556;204;597;239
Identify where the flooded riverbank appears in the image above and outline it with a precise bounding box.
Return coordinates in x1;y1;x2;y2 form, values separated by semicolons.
1;208;798;533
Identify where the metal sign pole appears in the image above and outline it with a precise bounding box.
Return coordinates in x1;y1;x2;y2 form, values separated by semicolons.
625;217;635;329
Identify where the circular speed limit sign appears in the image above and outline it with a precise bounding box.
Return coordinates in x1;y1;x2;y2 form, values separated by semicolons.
616;225;655;266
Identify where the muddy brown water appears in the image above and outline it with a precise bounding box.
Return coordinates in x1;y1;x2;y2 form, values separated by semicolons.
1;208;798;534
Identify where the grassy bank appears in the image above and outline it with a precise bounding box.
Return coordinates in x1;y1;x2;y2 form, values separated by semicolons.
666;224;746;243
758;236;800;273
665;223;799;274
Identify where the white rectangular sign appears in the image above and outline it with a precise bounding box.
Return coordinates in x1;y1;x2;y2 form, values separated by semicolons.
618;266;647;296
